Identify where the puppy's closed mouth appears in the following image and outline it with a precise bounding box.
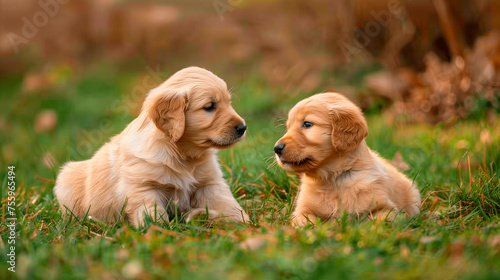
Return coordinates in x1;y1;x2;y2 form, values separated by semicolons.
205;139;237;149
279;157;311;166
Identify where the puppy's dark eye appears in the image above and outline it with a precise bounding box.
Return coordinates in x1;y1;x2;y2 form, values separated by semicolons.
204;102;216;112
303;121;313;128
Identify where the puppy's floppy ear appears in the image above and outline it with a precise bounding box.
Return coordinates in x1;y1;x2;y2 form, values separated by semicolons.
149;91;188;142
330;106;368;153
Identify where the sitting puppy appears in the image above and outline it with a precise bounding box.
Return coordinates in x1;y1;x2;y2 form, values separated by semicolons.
55;66;250;226
274;93;421;226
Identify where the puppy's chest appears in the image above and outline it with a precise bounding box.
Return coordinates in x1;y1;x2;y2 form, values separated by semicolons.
303;171;385;217
154;170;197;189
151;162;212;188
148;164;212;203
335;170;382;187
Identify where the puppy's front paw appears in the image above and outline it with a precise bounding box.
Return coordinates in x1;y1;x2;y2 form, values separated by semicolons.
185;208;220;222
130;205;169;227
370;208;398;222
231;210;251;224
291;213;317;227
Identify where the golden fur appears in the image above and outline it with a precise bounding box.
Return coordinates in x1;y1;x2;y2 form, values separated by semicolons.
54;66;250;226
274;93;421;226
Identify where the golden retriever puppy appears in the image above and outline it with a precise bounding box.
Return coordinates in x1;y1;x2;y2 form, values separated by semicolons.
55;66;250;226
274;93;421;226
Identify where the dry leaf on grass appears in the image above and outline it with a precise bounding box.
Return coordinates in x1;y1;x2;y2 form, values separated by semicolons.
480;129;493;144
488;235;500;248
240;237;266;251
390;152;410;171
446;242;465;258
43;152;57;169
122;260;143;278
34;110;57;133
22;73;54;93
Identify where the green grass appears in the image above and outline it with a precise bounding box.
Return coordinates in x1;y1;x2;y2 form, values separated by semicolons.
1;63;499;279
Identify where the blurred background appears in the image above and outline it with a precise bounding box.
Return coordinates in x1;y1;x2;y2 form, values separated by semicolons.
1;0;499;182
2;2;500;278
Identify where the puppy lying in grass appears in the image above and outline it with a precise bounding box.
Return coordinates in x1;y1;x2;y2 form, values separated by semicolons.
274;93;421;226
55;67;250;226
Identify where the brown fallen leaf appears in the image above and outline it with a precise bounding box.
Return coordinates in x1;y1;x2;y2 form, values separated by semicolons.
480;129;492;144
455;140;469;149
34;110;58;133
488;235;500;248
390;151;410;171
43;152;57;169
122;260;143;278
446;242;465;258
400;244;410;258
34;176;56;183
240;237;266;251
420;236;436;244
23;74;51;93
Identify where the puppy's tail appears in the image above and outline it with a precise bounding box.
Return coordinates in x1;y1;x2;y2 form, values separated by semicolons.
54;161;88;218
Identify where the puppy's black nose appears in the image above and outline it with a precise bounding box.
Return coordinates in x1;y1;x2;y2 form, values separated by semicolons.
274;143;285;155
235;123;246;138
